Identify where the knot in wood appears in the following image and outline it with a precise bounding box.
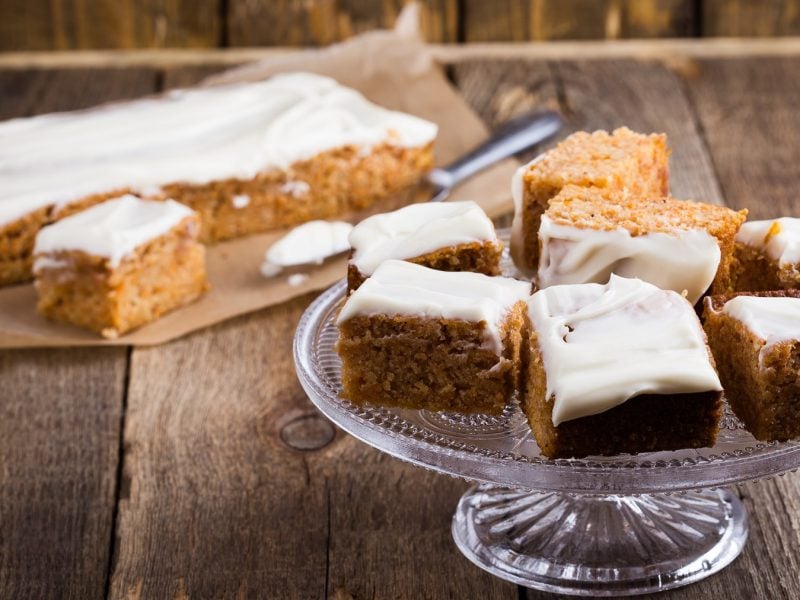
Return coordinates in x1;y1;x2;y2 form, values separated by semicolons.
280;413;335;451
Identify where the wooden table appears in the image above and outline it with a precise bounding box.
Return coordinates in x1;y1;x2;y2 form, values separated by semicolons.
2;41;800;600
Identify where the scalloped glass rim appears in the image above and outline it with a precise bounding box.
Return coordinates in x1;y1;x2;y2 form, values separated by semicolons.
294;251;800;495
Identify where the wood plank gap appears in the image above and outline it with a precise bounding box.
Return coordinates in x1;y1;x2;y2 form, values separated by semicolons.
456;0;468;43
693;0;704;37
219;0;229;48
103;346;133;600
324;479;331;600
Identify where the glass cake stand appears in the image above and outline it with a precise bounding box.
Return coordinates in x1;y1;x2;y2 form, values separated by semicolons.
293;236;800;596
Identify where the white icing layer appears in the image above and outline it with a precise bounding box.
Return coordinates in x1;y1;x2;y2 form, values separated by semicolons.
722;296;800;349
538;216;721;304
736;217;800;266
337;260;530;353
0;72;437;228
348;201;498;275
33;195;195;267
261;220;353;277
529;275;721;425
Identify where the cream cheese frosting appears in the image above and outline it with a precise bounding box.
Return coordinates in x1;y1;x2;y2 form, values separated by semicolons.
0;72;438;228
33;195;195;268
722;296;800;349
538;215;721;304
528;274;722;425
736;217;800;265
260;220;353;278
337;260;531;353
348;201;498;276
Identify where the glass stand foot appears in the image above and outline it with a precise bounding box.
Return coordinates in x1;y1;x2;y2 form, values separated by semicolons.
452;484;748;597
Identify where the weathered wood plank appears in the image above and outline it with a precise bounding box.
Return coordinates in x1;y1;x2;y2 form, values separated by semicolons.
0;67;157;119
324;450;518;598
685;57;800;217
0;67;157;600
160;64;231;90
108;299;332;598
0;0;220;52
703;0;800;37
227;0;458;46
462;0;696;42
0;348;128;599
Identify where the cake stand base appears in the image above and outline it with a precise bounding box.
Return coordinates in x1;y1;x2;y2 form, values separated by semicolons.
452;484;748;597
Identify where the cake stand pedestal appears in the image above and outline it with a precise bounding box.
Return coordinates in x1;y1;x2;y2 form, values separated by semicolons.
294;269;800;597
452;485;746;596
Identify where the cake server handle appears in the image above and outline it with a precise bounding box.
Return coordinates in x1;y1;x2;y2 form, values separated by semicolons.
427;110;563;201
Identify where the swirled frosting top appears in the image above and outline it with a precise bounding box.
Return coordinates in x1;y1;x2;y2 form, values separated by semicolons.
337;260;531;353
528;275;721;425
0;72;438;228
538;215;721;305
34;195;195;267
736;217;800;265
348;201;499;275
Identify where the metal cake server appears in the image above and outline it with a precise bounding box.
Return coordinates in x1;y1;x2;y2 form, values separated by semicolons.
425;109;563;203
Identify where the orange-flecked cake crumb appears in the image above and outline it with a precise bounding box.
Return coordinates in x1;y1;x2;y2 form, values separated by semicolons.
704;291;800;441
33;196;208;338
510;127;669;274
336;260;531;414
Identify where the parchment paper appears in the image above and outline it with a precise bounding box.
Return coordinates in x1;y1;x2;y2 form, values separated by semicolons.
0;6;518;348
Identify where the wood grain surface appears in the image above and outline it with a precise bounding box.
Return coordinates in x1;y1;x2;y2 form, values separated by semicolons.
4;1;800;51
2;48;800;600
462;0;696;42
0;0;221;52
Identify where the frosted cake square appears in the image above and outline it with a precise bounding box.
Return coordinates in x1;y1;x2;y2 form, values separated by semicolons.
0;72;437;286
703;291;800;441
510;127;669;274
733;218;800;291
525;275;723;459
346;201;503;291
33;195;208;338
538;185;747;304
336;260;531;414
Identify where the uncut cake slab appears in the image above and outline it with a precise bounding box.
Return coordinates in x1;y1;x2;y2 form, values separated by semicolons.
0;25;520;348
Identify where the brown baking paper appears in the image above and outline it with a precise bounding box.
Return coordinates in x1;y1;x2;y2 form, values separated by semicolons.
0;6;519;348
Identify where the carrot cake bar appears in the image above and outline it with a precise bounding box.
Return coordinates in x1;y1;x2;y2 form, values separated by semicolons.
525;275;723;458
33;195;208;338
346;201;502;291
0;72;437;286
510;127;669;275
538;185;747;304
732;217;800;291
336;260;531;414
703;291;800;441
